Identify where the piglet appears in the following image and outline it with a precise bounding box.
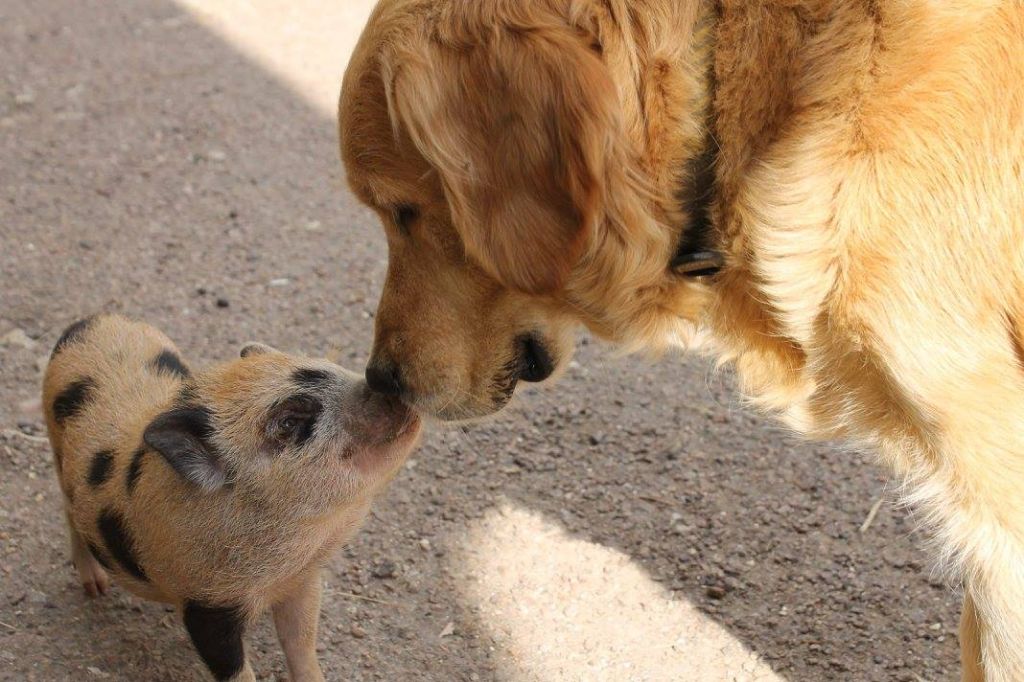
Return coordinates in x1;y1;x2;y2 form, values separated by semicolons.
43;314;420;681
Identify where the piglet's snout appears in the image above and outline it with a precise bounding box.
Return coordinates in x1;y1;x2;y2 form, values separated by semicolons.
345;381;418;446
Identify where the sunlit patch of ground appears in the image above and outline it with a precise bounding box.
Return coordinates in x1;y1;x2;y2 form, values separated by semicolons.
174;0;377;114
453;502;784;682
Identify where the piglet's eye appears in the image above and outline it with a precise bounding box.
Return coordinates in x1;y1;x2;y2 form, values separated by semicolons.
393;205;420;234
267;394;322;449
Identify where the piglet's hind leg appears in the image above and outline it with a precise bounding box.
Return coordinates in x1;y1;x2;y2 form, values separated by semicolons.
66;509;109;597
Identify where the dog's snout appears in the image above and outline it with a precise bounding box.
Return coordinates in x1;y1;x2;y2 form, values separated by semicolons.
365;360;404;396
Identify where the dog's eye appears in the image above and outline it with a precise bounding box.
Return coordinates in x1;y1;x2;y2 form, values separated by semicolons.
280;416;298;434
393;205;420;234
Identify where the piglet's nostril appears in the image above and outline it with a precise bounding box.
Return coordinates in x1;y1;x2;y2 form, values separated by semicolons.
349;380;415;446
365;362;404;396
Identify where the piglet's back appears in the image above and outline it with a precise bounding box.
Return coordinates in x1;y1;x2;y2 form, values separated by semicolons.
43;314;191;594
44;314;190;469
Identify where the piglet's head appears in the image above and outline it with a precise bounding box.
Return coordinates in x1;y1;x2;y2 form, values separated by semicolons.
143;343;420;509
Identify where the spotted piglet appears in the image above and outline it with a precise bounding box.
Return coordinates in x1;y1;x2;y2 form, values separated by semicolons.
42;314;421;681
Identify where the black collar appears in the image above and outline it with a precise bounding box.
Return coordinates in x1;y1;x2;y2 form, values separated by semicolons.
670;16;722;280
669;126;723;278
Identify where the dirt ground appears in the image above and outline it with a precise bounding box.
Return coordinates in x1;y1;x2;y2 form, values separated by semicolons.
0;1;960;680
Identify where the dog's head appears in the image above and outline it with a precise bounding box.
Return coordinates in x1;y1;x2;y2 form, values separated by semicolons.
341;0;715;420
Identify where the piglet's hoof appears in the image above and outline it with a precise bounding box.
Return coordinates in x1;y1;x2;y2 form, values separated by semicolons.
76;555;110;598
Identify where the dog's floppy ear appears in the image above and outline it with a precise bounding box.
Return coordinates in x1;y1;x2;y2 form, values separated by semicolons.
387;20;619;294
143;406;226;492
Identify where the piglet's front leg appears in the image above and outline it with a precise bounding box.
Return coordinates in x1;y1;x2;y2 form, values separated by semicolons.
182;601;255;682
272;570;326;682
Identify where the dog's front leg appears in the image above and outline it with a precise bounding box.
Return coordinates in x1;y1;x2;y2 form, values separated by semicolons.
960;591;984;682
958;546;1024;681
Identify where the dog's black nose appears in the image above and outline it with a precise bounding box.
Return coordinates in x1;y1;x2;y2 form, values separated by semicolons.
365;362;404;396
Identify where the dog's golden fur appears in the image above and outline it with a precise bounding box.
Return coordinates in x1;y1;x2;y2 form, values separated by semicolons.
340;1;1024;678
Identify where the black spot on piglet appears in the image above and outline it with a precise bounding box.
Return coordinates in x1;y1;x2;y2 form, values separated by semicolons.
125;447;147;494
53;378;95;425
86;541;112;571
292;368;332;391
51;316;95;359
87;450;114;487
97;509;148;582
151;349;191;379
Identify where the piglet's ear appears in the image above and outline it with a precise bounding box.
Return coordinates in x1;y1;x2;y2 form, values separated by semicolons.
143;406;226;492
239;342;278;358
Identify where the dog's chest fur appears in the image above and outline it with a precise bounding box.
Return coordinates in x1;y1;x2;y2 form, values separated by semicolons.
707;2;1024;460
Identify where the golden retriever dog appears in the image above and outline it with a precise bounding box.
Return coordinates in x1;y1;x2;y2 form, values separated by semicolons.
339;1;1024;678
